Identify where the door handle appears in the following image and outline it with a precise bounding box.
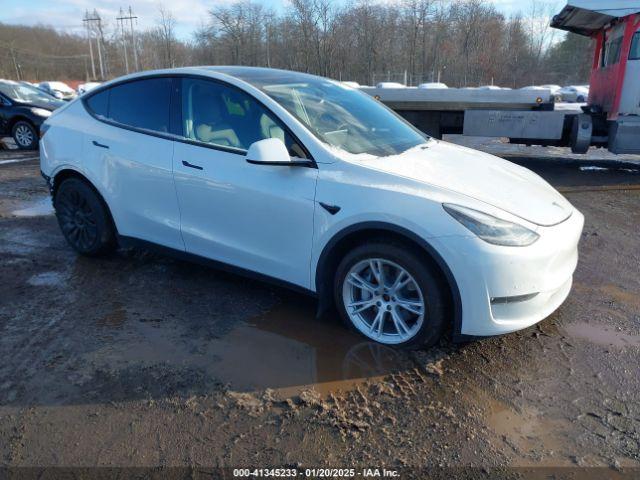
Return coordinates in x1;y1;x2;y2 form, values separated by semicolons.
92;140;109;149
182;160;203;170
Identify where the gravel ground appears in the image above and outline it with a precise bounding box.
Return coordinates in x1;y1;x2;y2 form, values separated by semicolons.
0;147;639;477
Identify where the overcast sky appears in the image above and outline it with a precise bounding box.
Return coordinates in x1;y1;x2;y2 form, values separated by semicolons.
1;0;565;40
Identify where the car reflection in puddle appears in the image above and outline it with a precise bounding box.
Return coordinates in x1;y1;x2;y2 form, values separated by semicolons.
88;294;415;398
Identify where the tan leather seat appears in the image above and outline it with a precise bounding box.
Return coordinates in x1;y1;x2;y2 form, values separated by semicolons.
195;124;240;147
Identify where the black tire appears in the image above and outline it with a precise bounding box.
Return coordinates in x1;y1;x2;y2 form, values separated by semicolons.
12;120;38;150
54;178;116;256
334;242;446;349
576;95;585;103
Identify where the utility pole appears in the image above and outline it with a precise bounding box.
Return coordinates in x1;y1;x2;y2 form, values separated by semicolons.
9;43;21;81
83;10;96;80
83;10;105;79
117;6;139;72
117;8;129;74
129;7;139;71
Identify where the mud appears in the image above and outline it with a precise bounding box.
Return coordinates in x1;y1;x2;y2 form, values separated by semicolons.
0;150;639;471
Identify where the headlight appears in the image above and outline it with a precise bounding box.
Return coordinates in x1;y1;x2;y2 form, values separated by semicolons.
31;108;52;118
443;204;539;247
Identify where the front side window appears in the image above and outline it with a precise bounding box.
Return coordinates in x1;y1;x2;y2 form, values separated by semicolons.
252;78;428;157
630;31;640;60
106;78;172;133
602;25;625;68
180;78;306;158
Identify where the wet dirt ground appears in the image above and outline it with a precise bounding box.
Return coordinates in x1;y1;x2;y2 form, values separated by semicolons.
0;145;639;475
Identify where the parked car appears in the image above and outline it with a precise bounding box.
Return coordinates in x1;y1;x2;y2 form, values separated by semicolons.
77;82;102;95
0;79;64;149
520;85;560;101
418;82;448;89
559;85;589;103
376;82;406;89
40;67;584;347
540;84;562;95
37;81;77;101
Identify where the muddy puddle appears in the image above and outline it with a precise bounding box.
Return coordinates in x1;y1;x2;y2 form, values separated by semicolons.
473;388;574;466
564;322;640;348
85;296;416;398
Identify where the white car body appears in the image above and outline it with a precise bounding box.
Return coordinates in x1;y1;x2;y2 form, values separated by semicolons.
77;82;102;95
559;85;589;102
418;82;448;89
40;67;584;341
376;82;406;89
38;81;77;101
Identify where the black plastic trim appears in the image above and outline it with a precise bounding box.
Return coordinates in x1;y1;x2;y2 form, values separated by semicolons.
82;72;316;167
117;235;317;298
319;202;341;215
182;160;203;170
315;221;464;340
92;140;109;149
246;159;315;168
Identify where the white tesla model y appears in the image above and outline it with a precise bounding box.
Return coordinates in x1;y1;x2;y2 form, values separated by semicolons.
40;67;584;348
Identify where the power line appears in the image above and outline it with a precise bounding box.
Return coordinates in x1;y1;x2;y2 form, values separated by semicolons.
0;40;88;60
83;9;105;79
117;6;139;72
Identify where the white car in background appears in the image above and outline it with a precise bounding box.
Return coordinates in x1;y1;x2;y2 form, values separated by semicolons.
559;85;589;103
38;81;77;101
40;67;584;348
376;82;406;89
77;82;102;95
418;82;448;89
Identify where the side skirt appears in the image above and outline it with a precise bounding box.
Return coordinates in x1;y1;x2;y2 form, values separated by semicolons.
117;235;318;299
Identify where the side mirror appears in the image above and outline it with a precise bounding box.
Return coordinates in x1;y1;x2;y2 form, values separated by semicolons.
245;138;313;167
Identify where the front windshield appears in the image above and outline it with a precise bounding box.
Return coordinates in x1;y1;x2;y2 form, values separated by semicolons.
262;80;427;156
256;78;428;156
0;82;59;105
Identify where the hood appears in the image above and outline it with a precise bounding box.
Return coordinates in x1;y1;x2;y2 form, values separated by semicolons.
356;140;573;227
17;98;64;110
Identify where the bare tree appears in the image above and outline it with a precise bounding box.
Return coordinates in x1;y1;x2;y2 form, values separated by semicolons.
156;6;176;68
0;0;590;88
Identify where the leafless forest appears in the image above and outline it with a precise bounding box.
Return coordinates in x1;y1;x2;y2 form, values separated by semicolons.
0;0;592;87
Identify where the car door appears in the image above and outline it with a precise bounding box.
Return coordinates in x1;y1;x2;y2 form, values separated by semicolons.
0;94;12;134
172;77;318;289
81;77;184;251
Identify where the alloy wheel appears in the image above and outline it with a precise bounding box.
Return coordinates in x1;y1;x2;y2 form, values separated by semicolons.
342;258;425;344
14;124;34;148
56;188;99;251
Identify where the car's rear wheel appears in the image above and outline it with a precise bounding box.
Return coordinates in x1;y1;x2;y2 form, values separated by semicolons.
334;242;446;349
54;178;116;256
12;121;37;150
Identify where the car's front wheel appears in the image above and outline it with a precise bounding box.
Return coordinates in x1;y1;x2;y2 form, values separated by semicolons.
12;121;38;150
334;242;446;348
54;177;116;256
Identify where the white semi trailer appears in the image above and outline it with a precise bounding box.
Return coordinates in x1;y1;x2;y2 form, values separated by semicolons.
360;1;640;155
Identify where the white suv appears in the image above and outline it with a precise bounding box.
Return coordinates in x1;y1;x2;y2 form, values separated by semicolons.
40;67;584;348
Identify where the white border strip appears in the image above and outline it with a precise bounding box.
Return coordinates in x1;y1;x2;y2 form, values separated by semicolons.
0;157;39;166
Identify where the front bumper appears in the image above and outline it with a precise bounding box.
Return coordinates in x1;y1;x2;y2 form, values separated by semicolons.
434;208;584;337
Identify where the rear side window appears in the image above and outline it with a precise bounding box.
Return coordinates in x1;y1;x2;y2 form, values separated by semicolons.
630;32;640;60
85;89;109;118
108;78;172;132
86;78;172;134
